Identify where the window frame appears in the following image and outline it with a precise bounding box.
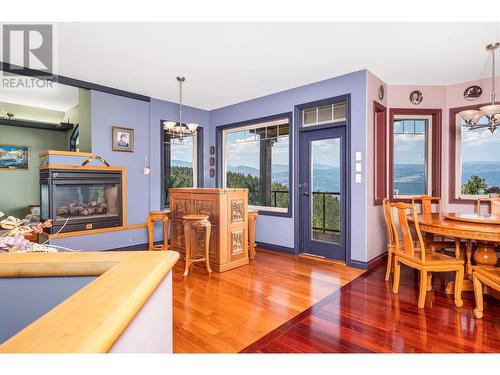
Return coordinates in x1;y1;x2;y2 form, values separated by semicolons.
160;121;204;208
388;108;442;202
449;102;499;204
216;112;293;218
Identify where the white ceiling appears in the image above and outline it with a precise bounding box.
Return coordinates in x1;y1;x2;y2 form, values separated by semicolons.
0;81;79;111
49;22;500;109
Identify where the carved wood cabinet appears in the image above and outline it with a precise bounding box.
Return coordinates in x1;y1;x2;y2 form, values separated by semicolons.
169;188;249;272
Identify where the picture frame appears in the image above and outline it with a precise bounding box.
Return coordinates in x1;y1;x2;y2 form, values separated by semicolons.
112;126;134;152
0;144;30;170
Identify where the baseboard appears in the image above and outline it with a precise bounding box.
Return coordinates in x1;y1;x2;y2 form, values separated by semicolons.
349;251;388;270
104;241;165;252
255;241;296;255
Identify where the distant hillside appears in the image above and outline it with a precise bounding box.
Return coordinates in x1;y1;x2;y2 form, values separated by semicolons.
172;159;193;168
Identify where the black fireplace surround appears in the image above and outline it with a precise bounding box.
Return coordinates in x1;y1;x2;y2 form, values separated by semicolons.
40;169;123;234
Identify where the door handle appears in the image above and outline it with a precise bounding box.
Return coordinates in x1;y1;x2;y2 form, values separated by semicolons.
303;192;310;197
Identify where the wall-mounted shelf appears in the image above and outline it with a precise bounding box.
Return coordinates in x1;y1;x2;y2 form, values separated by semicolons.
0;118;74;132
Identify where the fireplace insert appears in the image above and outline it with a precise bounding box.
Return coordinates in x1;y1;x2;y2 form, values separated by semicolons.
40;169;123;233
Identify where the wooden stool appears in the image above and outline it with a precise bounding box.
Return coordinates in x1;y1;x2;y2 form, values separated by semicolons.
147;210;170;251
183;214;212;278
248;209;258;260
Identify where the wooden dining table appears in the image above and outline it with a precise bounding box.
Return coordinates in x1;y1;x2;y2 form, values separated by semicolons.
410;212;500;295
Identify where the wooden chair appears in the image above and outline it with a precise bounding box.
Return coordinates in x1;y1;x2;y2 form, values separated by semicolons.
183;214;212;278
382;198;395;281
389;202;464;309
472;266;500;319
147;210;170;251
411;196;461;257
476;198;500;215
248;209;259;260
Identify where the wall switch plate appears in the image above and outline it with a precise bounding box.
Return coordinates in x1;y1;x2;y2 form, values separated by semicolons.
355;173;362;183
355;162;362;172
355;152;362;161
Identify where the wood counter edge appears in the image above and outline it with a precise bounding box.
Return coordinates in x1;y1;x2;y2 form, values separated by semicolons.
0;250;179;353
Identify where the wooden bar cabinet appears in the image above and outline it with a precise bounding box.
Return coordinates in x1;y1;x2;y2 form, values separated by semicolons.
169;188;249;272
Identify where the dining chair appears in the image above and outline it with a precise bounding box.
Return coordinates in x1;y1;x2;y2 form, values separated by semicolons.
389;202;464;309
476;198;500;215
472;265;500;319
411;196;461;258
382;198;395;281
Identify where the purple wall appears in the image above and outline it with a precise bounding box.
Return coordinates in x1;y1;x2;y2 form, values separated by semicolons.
208;70;368;262
49;91;209;251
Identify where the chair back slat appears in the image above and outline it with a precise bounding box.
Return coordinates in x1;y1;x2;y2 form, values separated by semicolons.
476;198;500;215
382;198;394;247
411;196;441;220
389;202;427;261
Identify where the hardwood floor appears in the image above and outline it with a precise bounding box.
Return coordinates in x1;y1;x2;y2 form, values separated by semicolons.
241;263;500;353
172;248;364;353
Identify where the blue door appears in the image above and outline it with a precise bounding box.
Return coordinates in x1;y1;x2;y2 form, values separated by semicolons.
299;127;346;260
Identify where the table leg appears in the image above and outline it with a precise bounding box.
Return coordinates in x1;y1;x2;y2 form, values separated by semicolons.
466;240;473;277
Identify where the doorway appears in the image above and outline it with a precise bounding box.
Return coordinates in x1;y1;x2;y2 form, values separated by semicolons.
299;126;346;260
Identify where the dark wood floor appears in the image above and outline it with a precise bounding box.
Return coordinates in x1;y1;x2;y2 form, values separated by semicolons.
241;263;500;353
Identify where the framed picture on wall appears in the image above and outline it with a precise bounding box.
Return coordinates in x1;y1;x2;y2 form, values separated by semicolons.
112;126;135;152
0;144;29;170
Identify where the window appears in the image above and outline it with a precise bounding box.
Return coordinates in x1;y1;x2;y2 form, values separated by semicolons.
221;116;290;214
453;115;500;199
389;109;442;201
162;125;198;206
302;102;346;127
392;116;431;198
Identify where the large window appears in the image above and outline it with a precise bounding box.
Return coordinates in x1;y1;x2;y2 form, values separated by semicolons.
221;116;290;214
453;115;500;199
392;116;432;198
162;126;198;206
389;109;442;200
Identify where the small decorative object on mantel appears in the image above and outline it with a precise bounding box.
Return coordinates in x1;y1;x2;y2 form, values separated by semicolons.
210;168;215;178
378;85;384;101
209;145;215;155
0;144;29;170
487;186;500;198
112;126;135;152
464;85;483;101
210;157;215;167
81;154;110;167
409;90;423;105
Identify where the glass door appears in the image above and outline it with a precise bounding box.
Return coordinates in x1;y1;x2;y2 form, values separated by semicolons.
299;127;345;260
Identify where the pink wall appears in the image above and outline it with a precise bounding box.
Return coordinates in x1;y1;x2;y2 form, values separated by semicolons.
366;71;388;261
366;72;500;262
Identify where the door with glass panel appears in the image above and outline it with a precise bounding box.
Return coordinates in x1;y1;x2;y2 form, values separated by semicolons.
299;127;345;260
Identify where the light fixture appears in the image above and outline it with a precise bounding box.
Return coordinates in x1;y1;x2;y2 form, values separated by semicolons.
459;42;500;133
163;76;199;141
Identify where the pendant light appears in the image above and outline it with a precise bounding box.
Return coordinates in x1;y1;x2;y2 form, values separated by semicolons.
163;76;199;140
459;42;500;133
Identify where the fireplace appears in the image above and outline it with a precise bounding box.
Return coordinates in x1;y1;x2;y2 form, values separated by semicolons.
40;168;123;233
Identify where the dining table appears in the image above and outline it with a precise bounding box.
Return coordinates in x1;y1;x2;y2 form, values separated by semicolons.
410;212;500;295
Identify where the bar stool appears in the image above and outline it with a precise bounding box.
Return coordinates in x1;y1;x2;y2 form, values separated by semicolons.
147;210;170;251
183;214;212;278
248;209;259;260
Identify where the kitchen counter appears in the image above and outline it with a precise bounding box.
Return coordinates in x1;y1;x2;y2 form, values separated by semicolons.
0;250;179;353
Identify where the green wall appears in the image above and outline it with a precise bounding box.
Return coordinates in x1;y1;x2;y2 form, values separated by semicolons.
0;124;68;218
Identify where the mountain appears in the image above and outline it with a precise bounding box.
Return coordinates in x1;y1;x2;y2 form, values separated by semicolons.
171;159;193;168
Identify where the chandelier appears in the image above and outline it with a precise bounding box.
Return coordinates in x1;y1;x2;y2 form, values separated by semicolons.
163;76;198;140
459;42;500;133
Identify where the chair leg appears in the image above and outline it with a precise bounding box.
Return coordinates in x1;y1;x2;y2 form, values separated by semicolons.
183;222;191;278
147;217;154;251
418;271;427;308
204;224;212;275
472;273;484;319
426;272;433;291
392;259;401;294
385;249;392;281
454;267;464;307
